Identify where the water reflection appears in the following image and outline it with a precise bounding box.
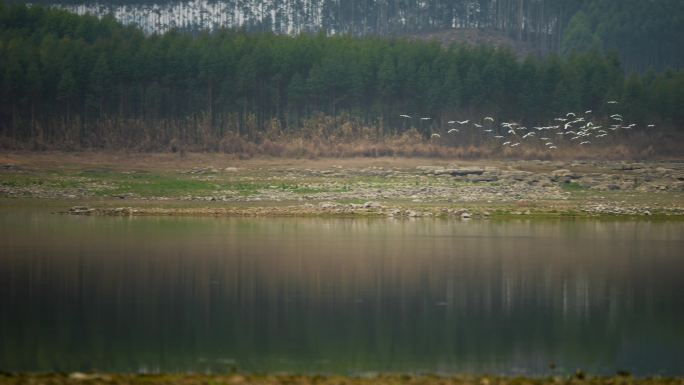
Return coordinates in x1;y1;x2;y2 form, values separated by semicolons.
0;210;683;375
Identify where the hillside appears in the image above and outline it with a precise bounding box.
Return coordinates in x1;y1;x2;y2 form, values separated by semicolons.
2;4;684;156
14;0;684;71
405;28;539;58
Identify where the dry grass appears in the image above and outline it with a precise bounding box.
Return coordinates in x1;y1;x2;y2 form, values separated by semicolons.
1;114;681;160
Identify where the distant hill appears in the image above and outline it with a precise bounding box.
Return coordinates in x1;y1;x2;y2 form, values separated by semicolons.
404;28;539;59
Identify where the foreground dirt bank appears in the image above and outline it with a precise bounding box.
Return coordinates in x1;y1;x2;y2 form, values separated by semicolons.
1;152;683;218
1;373;682;385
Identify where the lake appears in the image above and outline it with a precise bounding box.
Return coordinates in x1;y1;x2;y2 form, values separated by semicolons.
1;207;683;375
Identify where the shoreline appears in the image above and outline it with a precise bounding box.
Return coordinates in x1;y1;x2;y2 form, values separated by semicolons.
55;201;683;219
2;153;683;220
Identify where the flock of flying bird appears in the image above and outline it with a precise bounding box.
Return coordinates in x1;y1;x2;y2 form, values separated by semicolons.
399;100;657;151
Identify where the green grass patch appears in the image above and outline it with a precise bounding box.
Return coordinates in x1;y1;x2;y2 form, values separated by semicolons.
0;175;44;187
78;169;117;177
227;182;265;196
561;182;588;191
101;173;215;197
335;198;367;205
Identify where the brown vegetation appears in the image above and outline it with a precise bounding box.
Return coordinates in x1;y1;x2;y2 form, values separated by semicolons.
1;114;681;161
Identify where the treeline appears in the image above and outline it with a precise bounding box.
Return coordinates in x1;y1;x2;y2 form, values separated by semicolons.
15;0;684;71
1;4;683;152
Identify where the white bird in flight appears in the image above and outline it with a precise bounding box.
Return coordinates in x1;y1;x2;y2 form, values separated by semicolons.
412;108;664;152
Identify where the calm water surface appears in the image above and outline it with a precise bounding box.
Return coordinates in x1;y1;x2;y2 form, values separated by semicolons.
1;207;683;375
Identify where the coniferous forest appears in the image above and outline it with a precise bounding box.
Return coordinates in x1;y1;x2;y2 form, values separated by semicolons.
1;3;683;155
17;0;684;72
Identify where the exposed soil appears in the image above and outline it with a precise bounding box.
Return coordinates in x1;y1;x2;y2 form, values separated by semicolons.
1;152;683;219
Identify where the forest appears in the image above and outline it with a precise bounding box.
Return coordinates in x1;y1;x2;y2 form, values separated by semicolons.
14;0;684;72
1;3;683;155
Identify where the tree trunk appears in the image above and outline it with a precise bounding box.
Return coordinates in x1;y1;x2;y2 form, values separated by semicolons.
517;0;523;41
11;102;16;140
207;80;213;133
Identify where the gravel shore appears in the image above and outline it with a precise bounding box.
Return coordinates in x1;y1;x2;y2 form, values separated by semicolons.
1;154;683;218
